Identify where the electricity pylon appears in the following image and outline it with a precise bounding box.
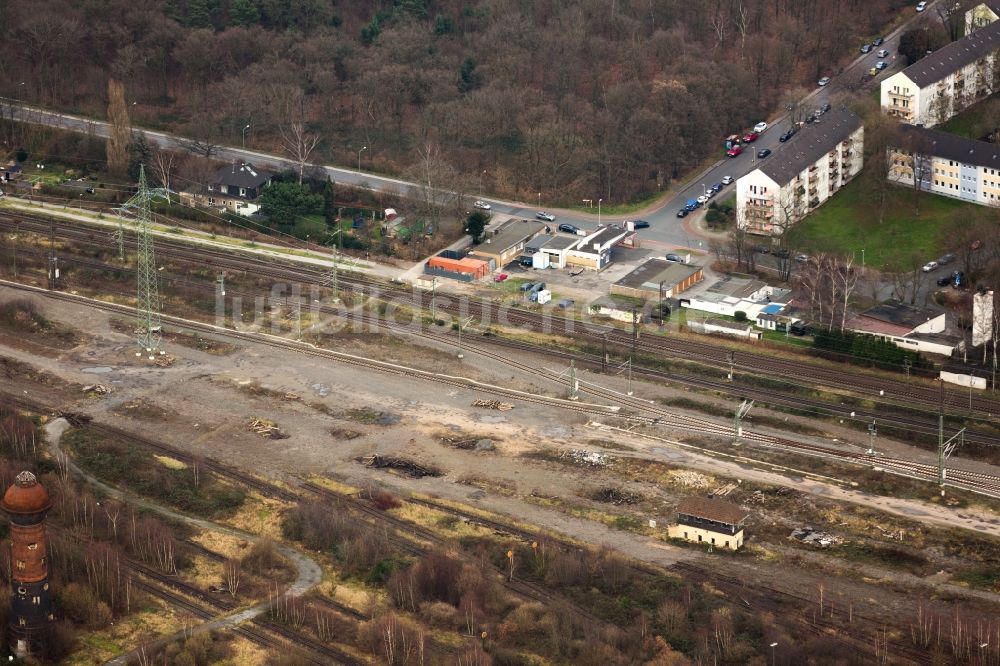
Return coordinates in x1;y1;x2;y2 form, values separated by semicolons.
118;165;169;359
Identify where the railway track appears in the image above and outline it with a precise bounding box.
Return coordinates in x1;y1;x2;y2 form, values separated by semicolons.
2;210;998;419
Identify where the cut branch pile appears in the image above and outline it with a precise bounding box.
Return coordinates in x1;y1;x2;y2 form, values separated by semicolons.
361;454;442;478
471;399;513;411
82;384;112;395
247;417;289;440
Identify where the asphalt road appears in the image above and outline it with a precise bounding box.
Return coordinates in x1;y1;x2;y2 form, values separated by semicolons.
4;1;937;251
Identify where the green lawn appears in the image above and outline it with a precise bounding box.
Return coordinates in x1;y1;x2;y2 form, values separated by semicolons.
787;178;968;271
939;95;1000;140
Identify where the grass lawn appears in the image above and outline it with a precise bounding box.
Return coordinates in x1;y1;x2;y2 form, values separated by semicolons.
787;178;967;271
939;95;1000;140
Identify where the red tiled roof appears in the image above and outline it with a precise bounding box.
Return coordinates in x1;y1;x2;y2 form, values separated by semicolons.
676;496;749;525
845;315;911;337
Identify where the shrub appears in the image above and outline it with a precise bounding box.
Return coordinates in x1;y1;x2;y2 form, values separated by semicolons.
733;310;747;322
58;582;112;629
371;490;401;511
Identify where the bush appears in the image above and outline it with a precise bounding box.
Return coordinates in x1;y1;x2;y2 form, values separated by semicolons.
58;582;112;629
733;310;747;322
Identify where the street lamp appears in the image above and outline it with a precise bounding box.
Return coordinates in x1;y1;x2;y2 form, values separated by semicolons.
480;169;486;192
770;642;778;666
537;191;541;205
598;198;602;227
456;315;475;359
242;123;250;148
358;146;367;172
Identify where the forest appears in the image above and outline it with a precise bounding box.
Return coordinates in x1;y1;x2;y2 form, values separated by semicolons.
1;0;911;204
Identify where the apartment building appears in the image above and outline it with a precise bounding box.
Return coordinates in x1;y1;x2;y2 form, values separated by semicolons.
880;19;1000;126
888;124;1000;205
736;107;863;236
966;2;1000;33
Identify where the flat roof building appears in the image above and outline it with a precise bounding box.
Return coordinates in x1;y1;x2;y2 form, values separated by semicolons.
469;219;546;268
611;258;704;300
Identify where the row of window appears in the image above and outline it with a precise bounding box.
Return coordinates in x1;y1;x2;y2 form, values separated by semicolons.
682;531;732;548
14;556;45;570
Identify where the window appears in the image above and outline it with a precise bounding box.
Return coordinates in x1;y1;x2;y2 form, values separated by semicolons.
697;534;702;542
27;543;37;551
207;184;214;191
17;587;25;595
683;532;688;539
31;597;40;605
711;537;716;545
42;583;48;591
15;560;24;570
725;541;730;548
208;197;216;205
239;187;246;197
18;618;25;626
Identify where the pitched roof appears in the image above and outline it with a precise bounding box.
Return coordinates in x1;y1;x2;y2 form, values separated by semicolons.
902;17;1000;87
900;123;1000;170
676;496;749;525
758;107;862;185
213;161;273;189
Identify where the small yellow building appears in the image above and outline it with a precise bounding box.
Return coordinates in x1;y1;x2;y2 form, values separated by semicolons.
668;496;749;551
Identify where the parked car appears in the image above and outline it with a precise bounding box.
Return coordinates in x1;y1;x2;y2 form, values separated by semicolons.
774;248;791;259
753;121;768;133
494;273;509;282
953;271;965;288
875;60;888;70
721;175;734;185
820;102;831;113
631;219;650;229
869;67;879;76
873;36;884;46
676;208;688;218
520;281;537;292
795;253;810;263
937;253;955;265
696;194;710;204
789;321;811;336
860;43;873;53
557;298;574;309
818;76;830;86
805;114;817;124
742;131;759;143
536;211;556;221
685;199;700;211
727;145;744;157
665;253;683;263
757;148;772;158
936;275;952;286
473;200;491;210
922;260;939;272
752;244;770;254
519;256;534;267
779;130;795;142
710;183;723;193
814;107;825;117
558;223;579;234
916;1;927;12
877;49;890;58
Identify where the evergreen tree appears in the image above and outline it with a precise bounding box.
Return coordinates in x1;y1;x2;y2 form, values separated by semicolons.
186;0;214;28
230;0;260;27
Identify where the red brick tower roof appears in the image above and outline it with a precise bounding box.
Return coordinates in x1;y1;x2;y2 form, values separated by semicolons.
1;472;51;516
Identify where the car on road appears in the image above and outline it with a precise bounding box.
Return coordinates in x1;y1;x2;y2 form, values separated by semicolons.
873;36;884;46
710;182;723;193
869;66;879;76
821;102;831;113
536;211;556;221
631;219;650;229
774;248;790;258
860;43;873;53
494;273;509;282
818;76;830;86
753;121;768;133
795;253;810;263
665;253;683;263
727;145;744;157
557;223;579;234
922;260;939;272
937;253;955;265
779;129;795;142
814;107;825;117
742;131;759;143
757;148;772;158
721;175;733;185
916;1;927;11
877;49;890;58
875;60;888;70
936;275;952;286
473;200;491;210
805;114;817;124
752;244;770;254
685;199;700;210
696;194;710;204
676;208;688;218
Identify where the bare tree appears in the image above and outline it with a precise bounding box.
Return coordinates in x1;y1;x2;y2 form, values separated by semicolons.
150;149;177;202
106;78;131;178
224;558;241;598
833;255;862;331
281;121;321;185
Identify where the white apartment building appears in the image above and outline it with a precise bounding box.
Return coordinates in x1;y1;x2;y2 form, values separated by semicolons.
736;107;863;236
888;124;1000;205
880;18;1000;126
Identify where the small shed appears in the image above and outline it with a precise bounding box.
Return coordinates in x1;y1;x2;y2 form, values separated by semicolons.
668;496;749;550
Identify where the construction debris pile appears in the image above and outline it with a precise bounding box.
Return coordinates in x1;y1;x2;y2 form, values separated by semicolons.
362;454;442;478
790;526;841;548
591;487;642;505
563;449;609;467
247;417;289;440
155;354;175;368
441;436;496;452
471;399;514;411
82;384;112;396
668;470;712;488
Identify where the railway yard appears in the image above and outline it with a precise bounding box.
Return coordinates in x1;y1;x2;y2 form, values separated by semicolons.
3;206;1000;664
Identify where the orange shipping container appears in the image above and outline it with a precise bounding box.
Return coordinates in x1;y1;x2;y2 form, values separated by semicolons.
428;256;489;278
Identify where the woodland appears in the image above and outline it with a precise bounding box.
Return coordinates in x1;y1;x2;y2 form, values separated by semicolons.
1;0;910;203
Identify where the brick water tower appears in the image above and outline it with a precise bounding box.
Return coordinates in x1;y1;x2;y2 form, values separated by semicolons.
2;471;53;658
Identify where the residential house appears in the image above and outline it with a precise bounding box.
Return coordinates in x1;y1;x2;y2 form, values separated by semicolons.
668;496;750;550
611;258;704;300
880;19;1000;126
468;219;546;268
180;160;273;216
844;301;963;356
888;124;1000;205
736;108;864;236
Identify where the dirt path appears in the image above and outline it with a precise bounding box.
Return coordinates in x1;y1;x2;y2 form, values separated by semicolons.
42;419;323;665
